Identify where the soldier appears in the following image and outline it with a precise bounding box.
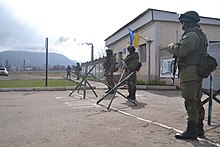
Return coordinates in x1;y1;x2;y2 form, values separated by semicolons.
103;49;117;94
75;63;82;80
167;11;207;140
124;45;139;100
66;65;71;79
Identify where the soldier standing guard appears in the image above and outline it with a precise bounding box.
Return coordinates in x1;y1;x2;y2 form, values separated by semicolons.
167;11;207;140
103;49;117;94
66;65;71;79
75;63;82;80
124;45;139;100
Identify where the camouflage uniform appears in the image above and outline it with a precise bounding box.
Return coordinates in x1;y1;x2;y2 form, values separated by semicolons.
167;11;207;139
75;63;82;80
103;49;117;93
66;65;71;79
124;46;139;100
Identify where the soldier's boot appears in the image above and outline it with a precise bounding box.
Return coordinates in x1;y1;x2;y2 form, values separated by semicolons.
126;91;132;98
175;121;197;140
196;119;204;137
127;92;136;100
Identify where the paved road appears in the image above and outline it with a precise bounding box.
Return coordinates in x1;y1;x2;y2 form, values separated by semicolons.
0;89;220;147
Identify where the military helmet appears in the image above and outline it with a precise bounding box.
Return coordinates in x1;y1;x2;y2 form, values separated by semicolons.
105;49;113;56
179;11;200;23
127;45;135;52
105;48;113;53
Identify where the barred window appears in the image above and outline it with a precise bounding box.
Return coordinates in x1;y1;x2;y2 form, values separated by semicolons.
118;52;123;61
123;48;126;54
138;44;146;62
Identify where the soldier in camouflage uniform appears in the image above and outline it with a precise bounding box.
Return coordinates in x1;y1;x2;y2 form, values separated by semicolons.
66;65;71;79
167;11;207;140
103;49;117;94
75;63;82;80
124;45;139;100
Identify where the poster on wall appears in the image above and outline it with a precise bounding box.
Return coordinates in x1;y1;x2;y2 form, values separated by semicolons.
160;58;178;78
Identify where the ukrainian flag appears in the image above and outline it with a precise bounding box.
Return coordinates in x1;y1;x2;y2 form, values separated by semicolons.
128;28;140;48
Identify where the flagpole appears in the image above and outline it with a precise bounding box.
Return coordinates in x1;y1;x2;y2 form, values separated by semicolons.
146;39;153;81
45;38;48;87
128;28;147;42
128;28;154;81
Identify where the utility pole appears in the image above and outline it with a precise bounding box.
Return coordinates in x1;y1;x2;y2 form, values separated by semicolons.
146;39;153;81
85;42;94;61
45;38;48;87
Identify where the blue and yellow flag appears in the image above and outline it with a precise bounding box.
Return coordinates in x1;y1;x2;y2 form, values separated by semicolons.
128;28;140;48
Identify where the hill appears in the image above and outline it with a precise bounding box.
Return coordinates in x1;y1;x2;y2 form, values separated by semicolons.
0;50;79;69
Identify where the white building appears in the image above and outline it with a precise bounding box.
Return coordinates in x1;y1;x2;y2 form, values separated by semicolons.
104;9;220;84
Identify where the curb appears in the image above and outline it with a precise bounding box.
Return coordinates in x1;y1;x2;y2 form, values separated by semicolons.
0;86;97;92
0;84;178;92
136;85;178;90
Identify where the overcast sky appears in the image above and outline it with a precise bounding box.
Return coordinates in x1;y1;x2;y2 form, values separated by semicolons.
0;0;220;62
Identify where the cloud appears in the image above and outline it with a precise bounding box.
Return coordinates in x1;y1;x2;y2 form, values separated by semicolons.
0;3;43;51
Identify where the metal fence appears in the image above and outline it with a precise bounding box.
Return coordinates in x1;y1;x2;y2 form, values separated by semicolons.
81;58;105;78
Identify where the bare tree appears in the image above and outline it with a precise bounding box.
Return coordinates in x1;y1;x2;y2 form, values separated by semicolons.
96;47;106;59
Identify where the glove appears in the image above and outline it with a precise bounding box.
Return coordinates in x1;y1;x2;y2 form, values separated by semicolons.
167;43;176;54
168;43;175;48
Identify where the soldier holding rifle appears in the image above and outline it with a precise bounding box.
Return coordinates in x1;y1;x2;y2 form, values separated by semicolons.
124;45;139;100
167;11;207;140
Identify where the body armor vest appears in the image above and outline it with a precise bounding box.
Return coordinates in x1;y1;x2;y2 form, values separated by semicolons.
178;28;208;68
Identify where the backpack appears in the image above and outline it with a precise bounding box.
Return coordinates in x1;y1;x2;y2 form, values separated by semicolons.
190;28;218;78
197;54;218;78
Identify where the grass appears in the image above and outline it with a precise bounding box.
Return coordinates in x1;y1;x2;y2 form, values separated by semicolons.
0;79;77;88
136;79;167;85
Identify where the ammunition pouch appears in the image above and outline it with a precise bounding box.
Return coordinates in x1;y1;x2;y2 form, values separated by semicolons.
178;55;201;70
178;28;210;76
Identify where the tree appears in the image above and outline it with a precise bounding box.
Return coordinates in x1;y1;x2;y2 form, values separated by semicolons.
97;47;106;59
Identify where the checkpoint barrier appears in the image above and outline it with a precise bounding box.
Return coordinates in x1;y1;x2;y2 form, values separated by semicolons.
202;42;220;125
68;62;137;110
95;70;137;110
69;65;98;99
202;74;220;126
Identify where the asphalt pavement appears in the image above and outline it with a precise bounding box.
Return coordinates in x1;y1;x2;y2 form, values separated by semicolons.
0;85;220;147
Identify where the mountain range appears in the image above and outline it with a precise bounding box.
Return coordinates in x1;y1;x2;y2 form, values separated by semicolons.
0;50;79;68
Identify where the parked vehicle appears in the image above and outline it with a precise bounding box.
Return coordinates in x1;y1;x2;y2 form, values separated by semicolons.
0;67;8;76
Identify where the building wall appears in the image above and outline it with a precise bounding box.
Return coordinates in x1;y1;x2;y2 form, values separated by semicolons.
105;20;220;83
90;9;220;85
202;25;220;41
158;22;220;84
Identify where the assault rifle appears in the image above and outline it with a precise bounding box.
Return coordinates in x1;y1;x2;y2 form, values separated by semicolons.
171;55;177;85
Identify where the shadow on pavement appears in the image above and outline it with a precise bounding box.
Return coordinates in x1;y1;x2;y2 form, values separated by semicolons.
122;100;146;110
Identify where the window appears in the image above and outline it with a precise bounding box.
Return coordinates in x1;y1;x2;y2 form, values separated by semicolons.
118;52;123;61
123;48;126;54
138;44;146;62
114;53;117;58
